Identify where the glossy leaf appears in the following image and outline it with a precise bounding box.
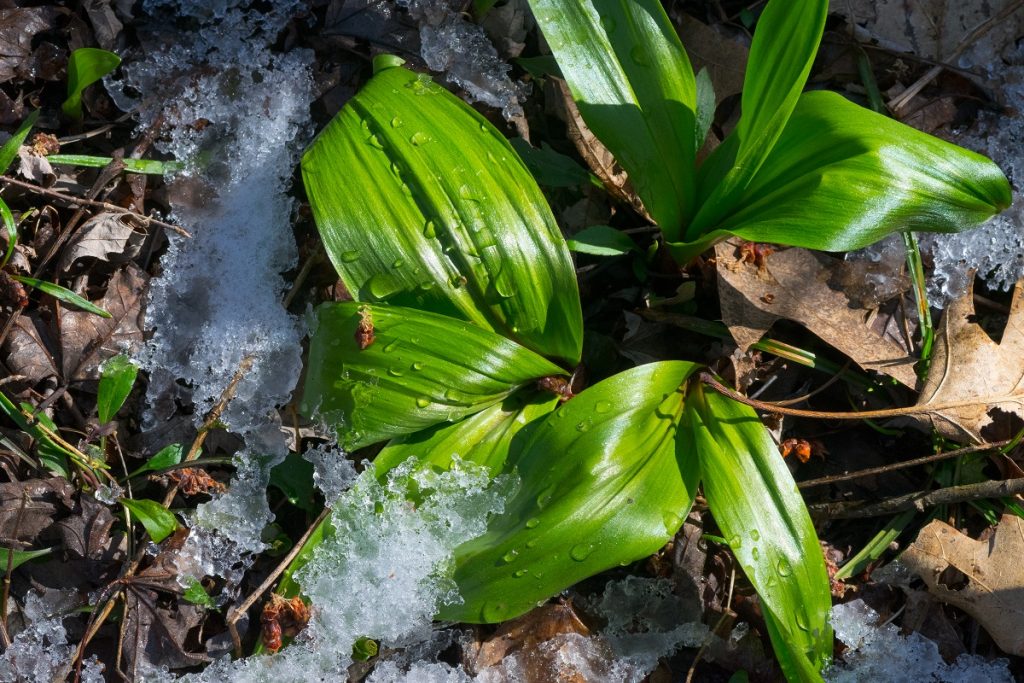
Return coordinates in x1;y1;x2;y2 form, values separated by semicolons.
0;197;16;270
120;498;178;543
12;275;111;318
441;361;701;623
671;90;1013;263
0;546;54;571
527;0;698;238
47;154;181;175
62;48;121;120
687;0;826;239
126;443;184;479
302;302;566;451
565;224;638;256
688;382;831;672
694;67;715;154
0;110;38;174
97;354;138;423
374;391;559;480
302;64;582;365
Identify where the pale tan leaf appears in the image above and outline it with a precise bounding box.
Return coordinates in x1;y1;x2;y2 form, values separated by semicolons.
901;515;1024;656
57;212;146;273
915;278;1024;443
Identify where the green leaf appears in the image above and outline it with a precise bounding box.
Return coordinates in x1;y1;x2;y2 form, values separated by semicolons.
0;110;38;174
441;361;701;623
11;275;111;318
694;67;716;154
269;454;316;513
97;354;138;423
374;391;559;480
302;302;567;451
352;636;379;661
528;0;698;238
2;397;73;477
688;382;831;672
62;48;121;120
127;443;184;479
515;55;561;80
120;498;179;543
671;90;1013;261
566;224;639;256
0;546;54;570
182;577;217;609
686;0;827;239
46;154;182;175
301;64;582;365
0;197;16;270
509;138;595;188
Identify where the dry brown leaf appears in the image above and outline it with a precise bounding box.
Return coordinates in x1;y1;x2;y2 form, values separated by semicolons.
0;8;59;84
915;279;1024;443
467;602;592;672
60;264;148;383
715;241;919;387
900;515;1024;656
57;212;147;273
2;314;58;385
674;14;748;104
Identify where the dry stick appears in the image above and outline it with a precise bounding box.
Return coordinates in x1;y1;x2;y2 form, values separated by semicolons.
888;0;1024;113
0;491;29;648
699;372;1024;420
810;477;1024;519
798;440;1011;489
225;507;332;657
0;176;191;238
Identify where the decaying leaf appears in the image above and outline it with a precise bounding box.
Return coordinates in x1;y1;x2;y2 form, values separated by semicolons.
914;278;1024;443
61;264;148;383
673;14;748;105
0;8;59;84
2;314;59;385
900;515;1024;656
466;602;592;672
57;212;147;273
715;241;918;387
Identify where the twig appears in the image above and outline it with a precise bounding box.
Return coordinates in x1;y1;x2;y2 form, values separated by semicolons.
0;490;28;646
225;507;331;657
809;477;1024;519
0;176;191;238
798;440;1010;489
699;372;1024;420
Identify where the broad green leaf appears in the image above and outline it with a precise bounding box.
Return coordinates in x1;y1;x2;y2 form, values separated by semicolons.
302;302;567;451
12;275;111;318
46;154;182;175
694;67;716;154
126;443;184;479
120;498;179;543
302;64;582;365
62;48;121;120
515;55;561;80
687;382;831;672
0;546;54;571
441;361;701;623
0;197;16;270
565;224;639;256
2;396;73;477
671;90;1013;262
0;110;38;174
528;0;698;238
509;138;596;188
374;391;559;480
97;354;137;423
269;455;316;513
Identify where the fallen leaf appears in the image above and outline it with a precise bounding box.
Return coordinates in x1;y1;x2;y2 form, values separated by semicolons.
83;0;125;50
0;478;75;546
2;314;59;385
715;241;919;387
60;264;148;383
482;0;531;59
0;8;59;84
915;278;1024;443
900;515;1024;656
673;14;748;104
468;602;591;672
17;147;55;186
57;212;147;273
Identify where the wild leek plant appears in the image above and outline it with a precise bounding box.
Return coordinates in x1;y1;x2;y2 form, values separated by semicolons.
293;0;1010;678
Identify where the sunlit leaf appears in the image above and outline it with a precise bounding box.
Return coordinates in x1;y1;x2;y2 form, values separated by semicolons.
62;48;121;120
441;361;701;623
120;498;178;543
302;302;567;451
46;154;181;175
97;354;138;423
0;110;38;174
302;63;582;365
688;382;832;672
126;443;184;479
672;90;1012;262
0;197;16;270
12;275;111;318
527;0;698;238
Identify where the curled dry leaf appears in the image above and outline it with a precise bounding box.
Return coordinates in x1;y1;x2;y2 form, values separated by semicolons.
900;515;1024;656
2;313;57;385
57;212;147;273
914;278;1024;443
715;241;919;388
0;7;59;84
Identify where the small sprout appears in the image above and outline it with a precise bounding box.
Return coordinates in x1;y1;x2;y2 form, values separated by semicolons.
355;305;375;350
260;594;311;653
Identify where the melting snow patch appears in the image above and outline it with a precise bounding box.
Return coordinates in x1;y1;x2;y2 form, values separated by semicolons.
826;599;1013;683
303;442;357;503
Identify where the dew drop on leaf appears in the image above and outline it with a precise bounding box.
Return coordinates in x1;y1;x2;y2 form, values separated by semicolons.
415;397;430;408
569;543;594;561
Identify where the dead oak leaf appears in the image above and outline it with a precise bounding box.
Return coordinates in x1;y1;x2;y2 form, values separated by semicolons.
914;278;1024;443
57;212;147;273
900;515;1024;656
715;241;919;388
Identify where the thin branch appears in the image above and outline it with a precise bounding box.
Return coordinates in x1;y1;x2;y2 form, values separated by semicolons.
809;477;1024;519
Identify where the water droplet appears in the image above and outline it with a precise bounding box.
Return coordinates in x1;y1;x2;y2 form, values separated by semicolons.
412;362;424;371
569;543;594;561
751;546;760;560
795;608;810;632
479;122;488;132
525;517;540;529
367;134;384;149
383;340;400;353
415;397;430;408
630;45;649;66
390;116;403;128
728;535;742;548
502;549;519;564
458;184;478;202
423;220;436;238
341;250;360;262
777;558;793;577
575;420;590;432
392;258;405;269
410;131;429;146
750;530;760;542
662;511;682;534
401;183;412;196
525;538;538;549
387;366;404;377
536;485;556;509
512;569;528;578
367;273;401;299
594;400;612;414
481;601;509;622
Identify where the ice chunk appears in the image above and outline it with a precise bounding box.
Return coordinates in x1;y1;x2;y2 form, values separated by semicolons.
0;589;101;683
177;462;514;682
826;599;1012;682
366;661;472;682
303;442;357;503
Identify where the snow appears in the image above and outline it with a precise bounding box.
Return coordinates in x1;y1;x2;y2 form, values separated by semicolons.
303;442;358;503
826;599;1012;682
107;0;314;585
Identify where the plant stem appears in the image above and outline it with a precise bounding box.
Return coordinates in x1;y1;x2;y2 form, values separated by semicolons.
809;478;1024;519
